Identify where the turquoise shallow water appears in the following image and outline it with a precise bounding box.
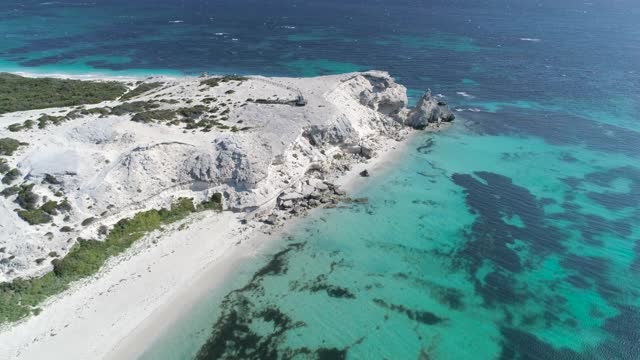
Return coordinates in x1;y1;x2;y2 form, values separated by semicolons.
2;0;639;358
142;116;639;359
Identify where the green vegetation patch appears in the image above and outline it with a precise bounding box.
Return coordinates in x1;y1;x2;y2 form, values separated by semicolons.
1;168;21;185
3;184;71;223
0;197;221;323
81;217;96;226
7;120;35;132
15;184;38;209
177;105;208;119
110;100;159;116
0;159;9;174
80;107;110;116
8;109;88;132
131;109;177;123
0;73;127;114
199;193;224;211
200;75;248;88
0;138;27;156
121;82;163;101
40;200;60;215
17;209;52;225
0;185;19;197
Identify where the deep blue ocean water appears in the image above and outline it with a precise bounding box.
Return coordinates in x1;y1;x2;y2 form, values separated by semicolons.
2;0;639;358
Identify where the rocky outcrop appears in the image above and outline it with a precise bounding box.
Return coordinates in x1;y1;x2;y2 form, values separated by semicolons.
358;73;408;120
276;178;345;214
406;90;455;129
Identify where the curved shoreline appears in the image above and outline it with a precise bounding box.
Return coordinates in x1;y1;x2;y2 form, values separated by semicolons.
0;129;420;360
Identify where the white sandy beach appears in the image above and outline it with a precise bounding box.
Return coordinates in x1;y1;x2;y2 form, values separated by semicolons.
0;134;413;360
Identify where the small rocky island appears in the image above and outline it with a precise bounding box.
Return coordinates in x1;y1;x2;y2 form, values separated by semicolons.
0;71;453;323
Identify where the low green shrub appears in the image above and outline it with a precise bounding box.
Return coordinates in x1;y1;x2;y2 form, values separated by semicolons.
17;209;52;225
81;217;96;226
80;107;110;116
43;174;61;185
15;184;38;209
0;185;19;197
121;82;163;101
2;168;21;185
199;193;223;211
110;101;158;116
8;123;23;132
199;75;247;88
57;199;72;212
0;159;9;174
8;119;36;132
0;138;27;156
131;109;177;123
40;200;60;215
177;105;208;119
36;114;66;129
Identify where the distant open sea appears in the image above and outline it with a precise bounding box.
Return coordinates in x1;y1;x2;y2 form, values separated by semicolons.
2;0;639;358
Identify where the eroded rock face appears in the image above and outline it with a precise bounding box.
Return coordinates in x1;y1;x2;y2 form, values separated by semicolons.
358;73;408;119
304;71;409;147
406;91;455;129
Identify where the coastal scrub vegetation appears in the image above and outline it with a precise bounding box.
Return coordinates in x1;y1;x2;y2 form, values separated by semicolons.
0;159;9;174
0;183;71;224
0;73;127;114
0;194;224;323
0;138;27;156
17;209;52;225
120;82;163;101
200;75;248;88
1;168;21;185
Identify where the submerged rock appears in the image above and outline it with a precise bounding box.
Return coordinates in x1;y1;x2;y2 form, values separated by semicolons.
406;90;455;129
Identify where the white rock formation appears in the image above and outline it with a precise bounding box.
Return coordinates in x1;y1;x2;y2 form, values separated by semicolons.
0;71;448;281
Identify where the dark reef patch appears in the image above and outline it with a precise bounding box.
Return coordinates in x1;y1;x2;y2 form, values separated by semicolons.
464;109;640;158
416;138;435;154
583;166;640;211
498;327;584;360
392;272;465;310
632;241;640;274
250;242;306;283
195;300;306;360
560;254;619;299
596;305;640;359
195;241;332;359
294;274;356;299
451;171;566;305
373;298;444;325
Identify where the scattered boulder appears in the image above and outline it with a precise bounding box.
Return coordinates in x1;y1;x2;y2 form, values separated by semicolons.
360;170;370;177
263;214;278;225
307;178;329;191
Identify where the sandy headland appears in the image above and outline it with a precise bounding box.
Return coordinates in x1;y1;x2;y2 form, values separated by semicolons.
0;70;454;359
